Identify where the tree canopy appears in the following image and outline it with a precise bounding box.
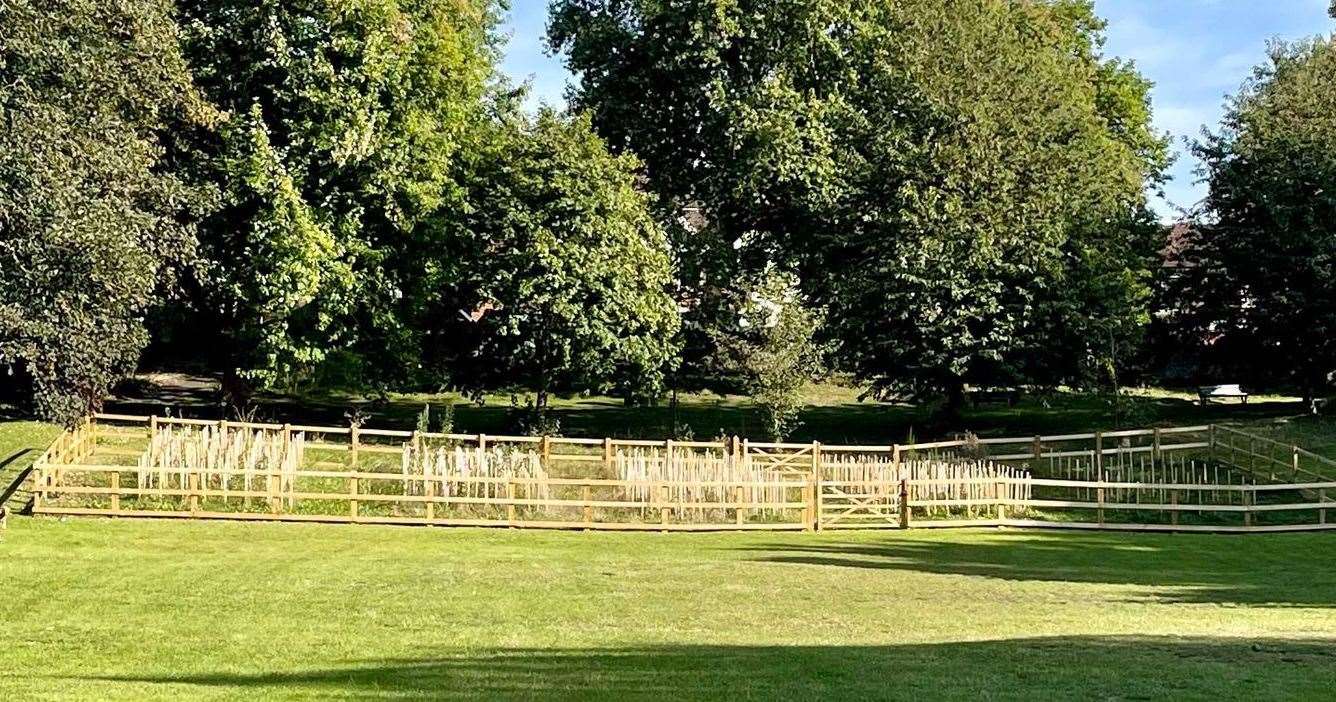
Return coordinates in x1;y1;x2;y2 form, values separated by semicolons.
423;110;681;414
0;0;211;422
1174;36;1336;399
173;0;503;396
550;0;1169;407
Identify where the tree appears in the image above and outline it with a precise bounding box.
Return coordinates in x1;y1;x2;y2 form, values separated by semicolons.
713;272;823;440
423;110;681;419
0;0;211;422
1174;37;1336;400
171;0;502;398
550;0;1169;414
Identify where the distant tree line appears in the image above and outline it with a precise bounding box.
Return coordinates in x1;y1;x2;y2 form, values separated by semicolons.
1;0;1333;435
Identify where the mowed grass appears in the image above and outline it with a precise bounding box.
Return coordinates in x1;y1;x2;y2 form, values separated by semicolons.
4;518;1336;700
0;419;60;510
110;375;1329;446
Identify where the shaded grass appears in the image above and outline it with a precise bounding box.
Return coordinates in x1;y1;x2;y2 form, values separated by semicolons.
3;519;1336;699
108;375;1320;445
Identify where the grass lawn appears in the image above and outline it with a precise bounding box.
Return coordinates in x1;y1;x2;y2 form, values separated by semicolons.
0;419;60;511
3;518;1336;700
108;374;1332;446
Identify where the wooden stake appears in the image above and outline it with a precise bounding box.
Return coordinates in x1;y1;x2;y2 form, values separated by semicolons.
506;479;516;525
350;423;360;470
811;442;822;532
897;473;908;529
659;484;670;529
582;485;593;527
350;475;359;521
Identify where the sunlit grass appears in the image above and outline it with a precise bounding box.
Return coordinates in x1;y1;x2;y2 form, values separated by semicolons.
2;519;1335;699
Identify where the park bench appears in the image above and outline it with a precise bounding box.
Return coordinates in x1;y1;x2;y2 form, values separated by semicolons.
1198;384;1248;406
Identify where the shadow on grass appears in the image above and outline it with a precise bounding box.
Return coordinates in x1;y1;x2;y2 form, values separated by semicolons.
106;376;1311;444
80;637;1336;699
741;531;1336;607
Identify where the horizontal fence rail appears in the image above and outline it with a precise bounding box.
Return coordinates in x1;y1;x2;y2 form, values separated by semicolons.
24;415;1336;533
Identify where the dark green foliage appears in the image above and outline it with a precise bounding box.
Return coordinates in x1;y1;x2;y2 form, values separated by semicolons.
423;110;681;413
550;0;1169;408
1176;38;1336;399
0;0;211;422
175;0;502;392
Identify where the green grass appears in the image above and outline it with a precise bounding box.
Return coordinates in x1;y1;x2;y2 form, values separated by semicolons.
3;518;1336;700
0;419;59;510
110;375;1327;446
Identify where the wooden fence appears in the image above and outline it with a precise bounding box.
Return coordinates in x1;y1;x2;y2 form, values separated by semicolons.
26;414;1336;533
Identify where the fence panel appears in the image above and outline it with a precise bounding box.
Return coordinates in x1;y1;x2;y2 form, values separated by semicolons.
26;415;1336;534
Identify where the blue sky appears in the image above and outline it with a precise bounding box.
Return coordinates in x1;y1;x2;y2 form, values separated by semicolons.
499;0;1334;219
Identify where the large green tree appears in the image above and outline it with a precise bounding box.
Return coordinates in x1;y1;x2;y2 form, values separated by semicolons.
550;0;1168;410
421;110;681;416
1174;37;1336;400
173;0;501;398
0;0;211;422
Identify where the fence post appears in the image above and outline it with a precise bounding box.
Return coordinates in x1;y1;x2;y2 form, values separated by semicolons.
895;444;909;528
349;474;359;521
735;485;745;526
1170;489;1178;527
582;485;593;528
189;470;200;516
506;479;516;526
898;475;910;529
1094;431;1105;525
31;461;43;512
811;441;822;532
350;423;360;470
1152;428;1162;468
1292;446;1300;482
110;471;120;515
659;484;670;530
425;476;435;522
542;435;552;470
996;475;1007;522
603;437;613;471
1243;485;1253;527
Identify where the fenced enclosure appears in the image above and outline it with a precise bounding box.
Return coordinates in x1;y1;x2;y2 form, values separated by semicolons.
28;415;1336;533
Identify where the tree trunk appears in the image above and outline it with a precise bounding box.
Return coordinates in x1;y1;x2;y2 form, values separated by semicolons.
939;378;968;426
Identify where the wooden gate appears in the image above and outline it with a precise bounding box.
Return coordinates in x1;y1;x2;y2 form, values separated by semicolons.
819;478;903;529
